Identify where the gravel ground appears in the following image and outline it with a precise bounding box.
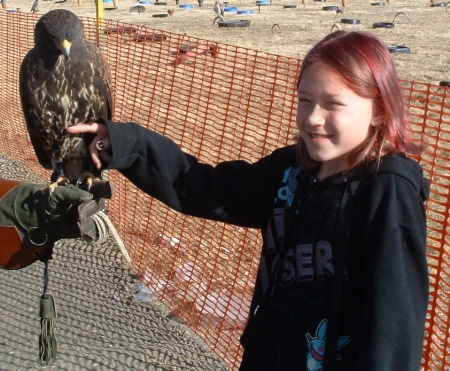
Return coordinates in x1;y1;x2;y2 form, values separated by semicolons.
0;152;230;371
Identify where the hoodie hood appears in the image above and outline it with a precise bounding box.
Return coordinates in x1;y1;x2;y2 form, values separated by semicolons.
375;154;430;203
351;153;430;203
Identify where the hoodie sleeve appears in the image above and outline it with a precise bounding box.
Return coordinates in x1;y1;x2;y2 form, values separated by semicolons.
103;120;295;228
351;161;429;370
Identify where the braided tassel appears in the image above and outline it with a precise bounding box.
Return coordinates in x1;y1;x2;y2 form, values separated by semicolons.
39;293;57;364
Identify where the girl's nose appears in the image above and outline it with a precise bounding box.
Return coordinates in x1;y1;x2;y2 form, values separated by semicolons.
304;104;326;127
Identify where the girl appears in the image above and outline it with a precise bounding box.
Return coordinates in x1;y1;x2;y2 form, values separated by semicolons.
68;31;429;370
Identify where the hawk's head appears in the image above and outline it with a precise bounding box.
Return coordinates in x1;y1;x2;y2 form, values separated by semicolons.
34;9;84;59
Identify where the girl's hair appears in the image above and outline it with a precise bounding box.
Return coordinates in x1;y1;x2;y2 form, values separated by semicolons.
296;30;426;170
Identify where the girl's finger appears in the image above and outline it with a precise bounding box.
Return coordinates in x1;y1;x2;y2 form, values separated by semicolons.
67;123;99;134
67;123;110;139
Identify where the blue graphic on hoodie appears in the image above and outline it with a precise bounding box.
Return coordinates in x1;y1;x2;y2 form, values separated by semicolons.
305;319;351;371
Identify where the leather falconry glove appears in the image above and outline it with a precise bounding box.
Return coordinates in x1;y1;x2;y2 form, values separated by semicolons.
0;177;112;365
0;178;109;270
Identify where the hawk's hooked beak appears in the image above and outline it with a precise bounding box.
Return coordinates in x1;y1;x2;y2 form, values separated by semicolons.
61;39;72;59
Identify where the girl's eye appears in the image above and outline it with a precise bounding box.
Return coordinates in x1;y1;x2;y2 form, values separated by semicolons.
327;101;344;107
298;97;310;103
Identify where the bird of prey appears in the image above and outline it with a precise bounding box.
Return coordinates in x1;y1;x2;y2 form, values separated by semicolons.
213;0;224;16
30;0;38;13
19;9;114;198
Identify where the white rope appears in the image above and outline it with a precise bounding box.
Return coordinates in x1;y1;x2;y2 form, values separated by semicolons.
90;211;132;263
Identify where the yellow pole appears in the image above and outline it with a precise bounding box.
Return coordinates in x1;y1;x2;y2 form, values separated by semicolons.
95;0;105;48
95;0;104;23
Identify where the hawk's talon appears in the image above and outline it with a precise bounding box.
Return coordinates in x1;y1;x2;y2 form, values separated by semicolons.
41;176;70;202
77;171;96;193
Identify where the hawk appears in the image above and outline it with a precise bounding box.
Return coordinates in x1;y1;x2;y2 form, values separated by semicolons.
19;9;114;197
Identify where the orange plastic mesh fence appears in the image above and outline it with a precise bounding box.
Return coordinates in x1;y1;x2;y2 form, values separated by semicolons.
0;11;449;370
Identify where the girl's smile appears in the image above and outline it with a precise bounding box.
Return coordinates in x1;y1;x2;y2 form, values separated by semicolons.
308;133;334;142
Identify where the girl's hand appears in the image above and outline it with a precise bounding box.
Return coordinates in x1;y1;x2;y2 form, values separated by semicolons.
67;123;111;169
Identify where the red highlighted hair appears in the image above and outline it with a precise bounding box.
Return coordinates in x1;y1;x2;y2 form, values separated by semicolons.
296;31;425;170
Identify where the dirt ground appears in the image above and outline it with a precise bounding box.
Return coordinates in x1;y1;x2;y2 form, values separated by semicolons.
5;0;450;85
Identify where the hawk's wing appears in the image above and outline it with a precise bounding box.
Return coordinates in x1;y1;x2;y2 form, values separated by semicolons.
75;40;114;122
19;47;60;170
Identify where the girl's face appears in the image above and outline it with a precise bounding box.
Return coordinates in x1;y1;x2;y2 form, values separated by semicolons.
296;62;379;180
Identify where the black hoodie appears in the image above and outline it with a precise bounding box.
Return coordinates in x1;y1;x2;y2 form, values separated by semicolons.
104;120;429;371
